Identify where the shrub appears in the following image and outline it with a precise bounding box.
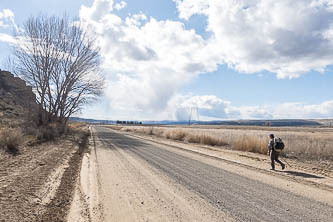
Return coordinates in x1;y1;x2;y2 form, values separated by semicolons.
24;126;39;136
73;128;90;152
147;127;154;135
35;125;61;141
185;134;201;143
120;127;132;132
163;130;186;141
0;128;24;153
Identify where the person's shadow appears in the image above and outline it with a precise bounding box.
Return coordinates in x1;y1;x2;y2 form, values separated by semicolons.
279;170;324;179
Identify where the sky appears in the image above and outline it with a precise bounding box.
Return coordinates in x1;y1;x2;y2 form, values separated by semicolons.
1;0;333;121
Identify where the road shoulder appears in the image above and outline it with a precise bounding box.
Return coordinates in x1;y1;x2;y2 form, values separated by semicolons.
67;127;102;222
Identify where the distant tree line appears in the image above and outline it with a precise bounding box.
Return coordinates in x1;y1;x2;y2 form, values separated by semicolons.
116;120;142;125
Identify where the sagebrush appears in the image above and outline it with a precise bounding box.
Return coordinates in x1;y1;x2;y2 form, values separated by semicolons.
0;128;24;153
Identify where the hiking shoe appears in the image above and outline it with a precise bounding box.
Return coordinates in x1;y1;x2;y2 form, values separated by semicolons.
282;164;285;170
270;168;275;171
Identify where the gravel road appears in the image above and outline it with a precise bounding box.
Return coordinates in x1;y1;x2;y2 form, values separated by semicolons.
93;126;333;222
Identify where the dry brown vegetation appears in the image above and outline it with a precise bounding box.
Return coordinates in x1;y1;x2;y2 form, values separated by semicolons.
0;127;24;154
107;125;333;160
0;121;88;155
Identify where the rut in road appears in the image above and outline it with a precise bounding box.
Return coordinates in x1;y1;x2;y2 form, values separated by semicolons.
96;127;333;222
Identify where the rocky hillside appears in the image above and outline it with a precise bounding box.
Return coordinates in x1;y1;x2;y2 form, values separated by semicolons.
0;69;36;122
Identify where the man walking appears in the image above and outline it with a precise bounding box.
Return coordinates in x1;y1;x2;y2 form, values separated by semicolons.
268;134;285;170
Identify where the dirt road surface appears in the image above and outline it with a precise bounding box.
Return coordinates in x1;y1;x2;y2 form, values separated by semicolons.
71;126;333;222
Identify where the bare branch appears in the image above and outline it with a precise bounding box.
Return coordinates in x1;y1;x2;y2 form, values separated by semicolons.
12;14;104;127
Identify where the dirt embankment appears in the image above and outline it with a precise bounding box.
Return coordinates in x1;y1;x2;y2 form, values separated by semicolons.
0;130;88;222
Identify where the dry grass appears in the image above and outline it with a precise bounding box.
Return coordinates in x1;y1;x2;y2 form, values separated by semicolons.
110;126;228;147
197;134;229;146
68;121;87;130
0;120;90;156
232;135;267;154
164;130;187;141
106;125;333;160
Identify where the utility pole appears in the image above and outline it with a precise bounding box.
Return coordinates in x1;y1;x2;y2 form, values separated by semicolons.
188;107;200;125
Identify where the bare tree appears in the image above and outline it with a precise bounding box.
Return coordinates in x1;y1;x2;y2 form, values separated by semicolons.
12;14;104;128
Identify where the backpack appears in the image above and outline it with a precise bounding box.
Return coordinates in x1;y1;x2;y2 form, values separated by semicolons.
274;137;285;152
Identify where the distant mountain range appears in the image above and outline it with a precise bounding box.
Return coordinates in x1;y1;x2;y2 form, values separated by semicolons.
71;117;333;127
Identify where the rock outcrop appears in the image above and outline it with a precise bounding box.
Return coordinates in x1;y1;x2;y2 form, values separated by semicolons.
0;69;36;120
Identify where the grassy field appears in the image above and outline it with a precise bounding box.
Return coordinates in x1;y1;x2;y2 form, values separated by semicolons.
106;125;333;161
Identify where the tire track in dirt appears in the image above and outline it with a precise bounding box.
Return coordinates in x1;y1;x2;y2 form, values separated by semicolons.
0;131;88;222
0;141;75;222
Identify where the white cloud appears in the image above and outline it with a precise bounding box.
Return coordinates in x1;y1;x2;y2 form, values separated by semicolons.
80;90;333;120
163;95;223;120
80;0;115;21
0;9;14;18
0;33;16;44
273;101;333;119
78;0;333;120
0;8;20;51
79;0;219;120
167;95;333;120
0;9;14;27
115;1;127;11
0;9;19;66
237;100;333;119
174;0;333;78
171;95;232;120
0;9;19;31
235;105;273;120
169;95;268;121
